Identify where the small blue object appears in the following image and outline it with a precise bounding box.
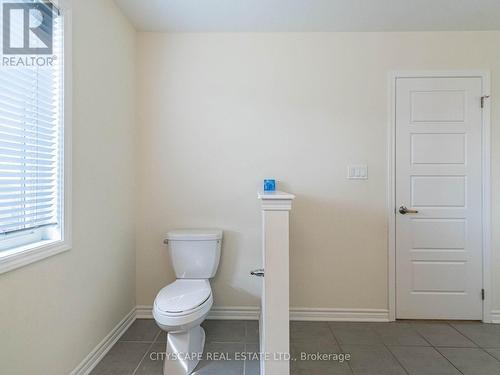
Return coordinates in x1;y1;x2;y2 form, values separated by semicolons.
263;179;276;192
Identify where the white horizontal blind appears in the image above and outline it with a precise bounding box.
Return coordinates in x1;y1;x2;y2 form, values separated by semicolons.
0;1;63;236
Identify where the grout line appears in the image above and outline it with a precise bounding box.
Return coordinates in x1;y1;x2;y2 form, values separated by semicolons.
244;320;248;342
400;322;465;374
240;324;249;375
243;317;250;375
242;338;247;375
368;322;411;373
209;340;247;344
383;345;410;375
432;345;486;349
446;322;500;357
446;321;482;348
132;331;162;375
407;323;435;347
433;347;466;375
326;322;342;347
483;348;500;362
375;327;411;375
326;322;355;375
119;340;158;343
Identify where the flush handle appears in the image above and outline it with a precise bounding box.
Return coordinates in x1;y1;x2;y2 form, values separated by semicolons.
250;268;265;277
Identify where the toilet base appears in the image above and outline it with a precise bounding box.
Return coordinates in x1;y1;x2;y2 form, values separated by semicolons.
164;325;205;375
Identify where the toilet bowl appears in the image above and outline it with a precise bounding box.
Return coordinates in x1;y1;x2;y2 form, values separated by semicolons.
153;279;213;374
153;229;222;375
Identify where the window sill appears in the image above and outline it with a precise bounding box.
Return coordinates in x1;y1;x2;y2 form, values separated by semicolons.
0;240;71;274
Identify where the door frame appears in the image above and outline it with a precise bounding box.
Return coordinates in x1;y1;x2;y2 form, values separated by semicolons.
387;71;492;322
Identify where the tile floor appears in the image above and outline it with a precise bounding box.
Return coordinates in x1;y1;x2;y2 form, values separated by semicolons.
91;319;500;375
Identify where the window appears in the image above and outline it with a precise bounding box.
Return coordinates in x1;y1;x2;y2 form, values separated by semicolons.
0;0;69;273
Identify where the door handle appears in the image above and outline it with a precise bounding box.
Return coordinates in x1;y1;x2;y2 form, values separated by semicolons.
250;268;264;277
399;205;419;215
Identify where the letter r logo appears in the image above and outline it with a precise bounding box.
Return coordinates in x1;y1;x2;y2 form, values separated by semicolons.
3;1;53;55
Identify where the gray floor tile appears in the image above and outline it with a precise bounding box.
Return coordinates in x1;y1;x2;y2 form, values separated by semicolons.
245;343;260;355
291;346;353;375
154;331;167;343
244;343;260;375
203;341;245;356
134;343;164;375
485;348;500;360
193;360;243;374
291;359;353;375
450;322;500;348
246;320;260;343
202;320;246;343
372;322;429;346
341;345;406;375
156;320;247;343
90;342;150;375
193;342;245;374
245;358;260;375
291;321;336;341
95;320;500;375
438;347;500;375
329;323;383;345
291;337;340;358
120;319;160;343
411;322;476;347
389;346;461;375
155;320;252;344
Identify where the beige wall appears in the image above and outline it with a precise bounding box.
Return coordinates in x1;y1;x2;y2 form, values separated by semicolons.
1;24;499;374
0;1;136;374
136;31;500;313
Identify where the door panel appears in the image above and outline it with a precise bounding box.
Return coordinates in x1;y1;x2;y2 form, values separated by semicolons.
411;176;466;207
410;219;466;249
411;133;466;164
410;90;466;122
395;77;483;320
411;261;466;292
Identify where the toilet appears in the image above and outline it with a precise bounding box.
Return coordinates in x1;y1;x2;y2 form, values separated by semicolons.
153;229;222;375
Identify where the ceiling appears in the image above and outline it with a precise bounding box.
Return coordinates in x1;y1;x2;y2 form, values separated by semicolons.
114;0;500;32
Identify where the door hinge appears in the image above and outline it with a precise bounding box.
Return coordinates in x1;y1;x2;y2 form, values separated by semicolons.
481;289;485;300
481;95;490;109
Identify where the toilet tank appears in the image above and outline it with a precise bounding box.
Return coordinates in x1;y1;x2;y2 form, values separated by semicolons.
165;229;223;279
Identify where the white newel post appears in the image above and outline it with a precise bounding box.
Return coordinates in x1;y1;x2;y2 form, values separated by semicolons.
257;191;295;375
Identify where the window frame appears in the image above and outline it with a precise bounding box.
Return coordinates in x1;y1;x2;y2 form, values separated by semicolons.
0;0;72;274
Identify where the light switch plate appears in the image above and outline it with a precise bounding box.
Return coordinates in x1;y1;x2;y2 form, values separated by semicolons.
347;165;368;180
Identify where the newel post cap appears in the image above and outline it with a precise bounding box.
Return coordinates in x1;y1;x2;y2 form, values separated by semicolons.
257;191;295;211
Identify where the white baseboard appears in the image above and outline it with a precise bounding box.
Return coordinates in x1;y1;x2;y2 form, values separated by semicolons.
136;305;389;321
208;306;261;320
491;310;500;324
290;307;390;322
70;307;136;375
136;305;261;320
135;305;154;319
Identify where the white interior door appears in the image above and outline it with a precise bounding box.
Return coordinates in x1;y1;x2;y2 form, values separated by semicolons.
395;76;483;320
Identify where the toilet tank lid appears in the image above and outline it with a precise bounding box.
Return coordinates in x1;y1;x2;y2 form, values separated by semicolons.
166;229;223;241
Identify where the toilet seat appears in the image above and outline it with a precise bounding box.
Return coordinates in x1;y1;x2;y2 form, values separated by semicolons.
155;279;212;315
153;279;213;332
